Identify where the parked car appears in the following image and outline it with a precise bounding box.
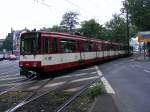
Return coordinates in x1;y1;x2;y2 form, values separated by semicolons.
8;54;17;60
0;54;4;61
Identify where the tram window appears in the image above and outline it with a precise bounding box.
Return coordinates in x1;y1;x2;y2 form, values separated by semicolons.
83;42;93;52
61;39;76;53
102;44;107;51
108;44;112;51
43;37;51;53
83;42;89;51
98;44;102;51
77;41;81;52
90;42;94;51
52;38;58;52
21;38;36;54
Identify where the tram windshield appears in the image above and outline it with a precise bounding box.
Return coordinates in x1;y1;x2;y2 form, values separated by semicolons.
20;33;40;55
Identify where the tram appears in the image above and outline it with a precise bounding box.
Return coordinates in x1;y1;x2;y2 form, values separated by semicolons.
19;31;128;77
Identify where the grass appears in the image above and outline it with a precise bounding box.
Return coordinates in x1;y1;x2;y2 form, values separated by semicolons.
87;81;105;99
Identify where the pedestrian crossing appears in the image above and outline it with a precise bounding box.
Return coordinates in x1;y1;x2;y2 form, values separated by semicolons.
0;66;100;92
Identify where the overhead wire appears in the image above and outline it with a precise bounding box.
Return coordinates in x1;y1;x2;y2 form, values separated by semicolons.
62;0;100;21
33;0;108;24
33;0;63;13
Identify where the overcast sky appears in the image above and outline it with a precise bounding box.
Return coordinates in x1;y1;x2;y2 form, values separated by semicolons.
0;0;123;39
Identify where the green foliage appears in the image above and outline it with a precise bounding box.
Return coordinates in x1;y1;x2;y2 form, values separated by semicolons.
40;25;67;32
87;82;105;99
126;0;150;31
105;14;127;43
50;25;67;32
0;33;13;51
60;11;79;33
79;19;103;39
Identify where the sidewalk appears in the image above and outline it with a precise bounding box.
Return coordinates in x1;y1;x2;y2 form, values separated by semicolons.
134;53;150;61
89;94;119;112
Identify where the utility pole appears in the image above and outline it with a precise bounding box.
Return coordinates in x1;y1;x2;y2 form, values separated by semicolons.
126;1;130;54
122;0;130;54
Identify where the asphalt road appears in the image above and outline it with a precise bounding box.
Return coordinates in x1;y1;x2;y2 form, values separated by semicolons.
0;60;99;93
0;60;25;91
1;57;150;112
99;57;150;112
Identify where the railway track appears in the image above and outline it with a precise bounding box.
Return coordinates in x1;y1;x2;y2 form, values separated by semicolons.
0;76;37;96
0;68;101;112
56;77;100;112
6;78;53;112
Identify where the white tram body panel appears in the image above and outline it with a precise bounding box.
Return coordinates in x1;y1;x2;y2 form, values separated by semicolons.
20;50;123;66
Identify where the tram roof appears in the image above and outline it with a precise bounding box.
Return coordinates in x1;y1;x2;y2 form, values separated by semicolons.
21;31;124;46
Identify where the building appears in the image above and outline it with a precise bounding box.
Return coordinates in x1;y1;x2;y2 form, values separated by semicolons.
0;39;4;48
11;28;29;55
130;37;139;51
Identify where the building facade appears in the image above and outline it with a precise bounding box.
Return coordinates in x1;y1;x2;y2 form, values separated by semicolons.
0;39;4;48
11;28;28;55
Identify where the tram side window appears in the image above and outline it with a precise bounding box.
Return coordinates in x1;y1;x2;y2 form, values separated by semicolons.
52;38;58;52
90;42;94;51
108;44;112;51
103;44;107;51
43;37;51;53
61;39;76;53
83;42;93;52
98;44;102;51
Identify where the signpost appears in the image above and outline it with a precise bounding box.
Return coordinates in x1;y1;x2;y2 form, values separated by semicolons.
138;31;150;60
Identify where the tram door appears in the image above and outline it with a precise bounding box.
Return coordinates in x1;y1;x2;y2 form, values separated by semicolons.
77;40;85;62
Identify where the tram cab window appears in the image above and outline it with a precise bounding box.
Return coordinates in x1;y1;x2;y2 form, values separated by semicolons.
52;38;58;52
43;37;51;53
61;39;76;53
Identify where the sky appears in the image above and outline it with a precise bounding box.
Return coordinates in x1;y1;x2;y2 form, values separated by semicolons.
0;0;123;39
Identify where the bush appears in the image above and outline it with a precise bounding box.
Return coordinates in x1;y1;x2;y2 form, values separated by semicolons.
87;81;105;99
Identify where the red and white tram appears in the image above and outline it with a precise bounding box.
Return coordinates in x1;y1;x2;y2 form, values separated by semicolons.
19;31;128;77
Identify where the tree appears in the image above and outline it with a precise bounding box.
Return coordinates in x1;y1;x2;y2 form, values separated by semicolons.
105;14;127;43
125;0;150;31
40;25;67;32
60;11;79;33
0;33;13;51
79;19;103;39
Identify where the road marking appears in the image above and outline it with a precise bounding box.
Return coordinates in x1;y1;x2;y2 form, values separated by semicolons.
0;77;25;81
0;69;18;75
0;74;20;78
64;86;83;92
56;72;97;79
30;75;98;90
101;77;115;94
144;70;150;74
95;66;103;77
80;67;95;71
44;81;66;88
56;73;87;79
95;66;115;94
0;82;26;87
71;76;98;83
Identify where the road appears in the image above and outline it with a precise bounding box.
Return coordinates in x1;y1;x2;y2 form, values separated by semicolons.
0;60;24;91
0;57;150;112
0;60;99;93
99;57;150;112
